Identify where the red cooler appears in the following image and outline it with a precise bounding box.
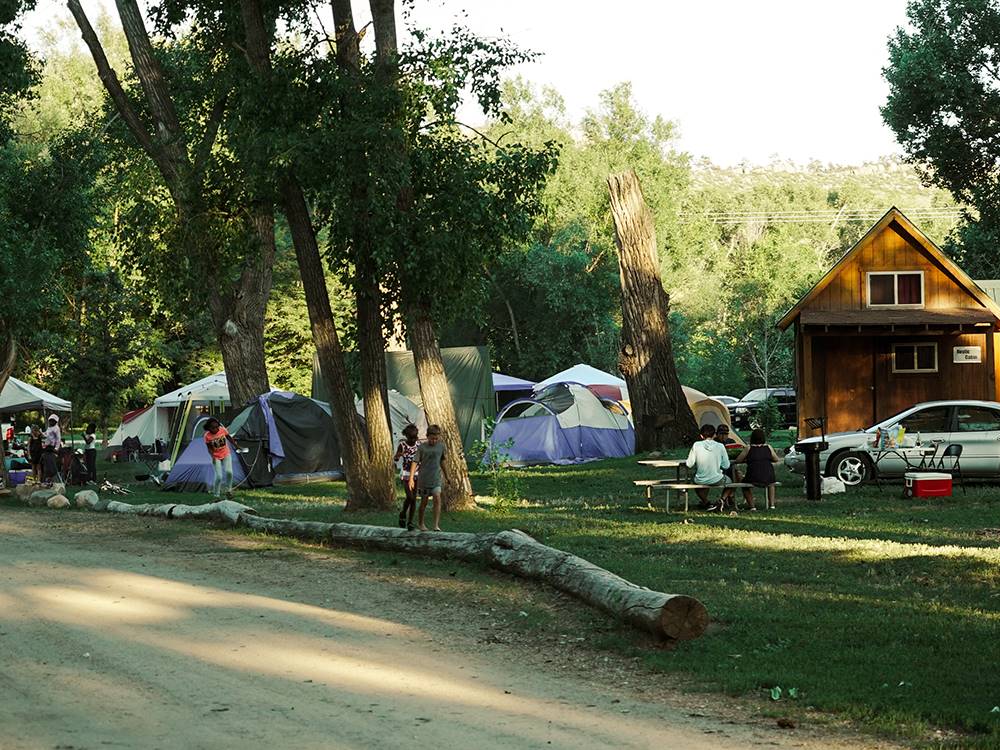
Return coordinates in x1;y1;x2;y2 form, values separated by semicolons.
904;472;953;498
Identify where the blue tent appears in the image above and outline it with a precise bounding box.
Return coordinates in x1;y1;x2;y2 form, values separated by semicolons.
489;383;634;465
162;435;248;493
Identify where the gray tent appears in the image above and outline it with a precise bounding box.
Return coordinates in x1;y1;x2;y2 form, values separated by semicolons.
228;392;342;485
313;346;494;453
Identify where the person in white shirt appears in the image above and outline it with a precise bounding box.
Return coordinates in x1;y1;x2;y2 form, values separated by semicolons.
686;423;735;510
43;415;62;451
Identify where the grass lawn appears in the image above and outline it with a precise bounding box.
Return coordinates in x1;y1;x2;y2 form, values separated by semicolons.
22;441;1000;747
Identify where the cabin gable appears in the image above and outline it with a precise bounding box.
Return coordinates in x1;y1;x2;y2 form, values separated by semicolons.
808;220;985;314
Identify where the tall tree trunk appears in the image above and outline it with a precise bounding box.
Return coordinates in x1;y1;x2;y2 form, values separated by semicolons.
357;275;396;479
281;183;393;509
607;171;697;450
237;0;395;510
409;305;475;510
0;329;15;489
329;0;398;503
208;205;274;406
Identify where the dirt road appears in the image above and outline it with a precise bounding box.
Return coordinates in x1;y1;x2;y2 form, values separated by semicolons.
0;509;896;749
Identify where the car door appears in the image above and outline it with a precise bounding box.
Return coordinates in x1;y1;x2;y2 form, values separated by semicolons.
879;405;954;476
952;405;1000;476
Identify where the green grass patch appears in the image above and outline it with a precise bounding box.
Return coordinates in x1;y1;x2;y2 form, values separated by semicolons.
82;454;1000;745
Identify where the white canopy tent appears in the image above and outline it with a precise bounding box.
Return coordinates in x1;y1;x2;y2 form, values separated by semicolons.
0;377;72;413
154;372;231;408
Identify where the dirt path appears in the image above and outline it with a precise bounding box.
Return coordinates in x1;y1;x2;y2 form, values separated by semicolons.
0;509;900;750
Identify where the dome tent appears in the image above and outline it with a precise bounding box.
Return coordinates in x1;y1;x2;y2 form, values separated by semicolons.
229;392;343;485
355;389;428;445
682;387;743;445
489;382;634;465
162;415;249;493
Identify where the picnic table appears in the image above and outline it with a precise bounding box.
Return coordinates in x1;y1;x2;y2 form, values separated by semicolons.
633;479;760;512
636;459;688;481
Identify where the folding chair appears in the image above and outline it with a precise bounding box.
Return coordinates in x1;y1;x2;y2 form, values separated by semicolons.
935;444;965;494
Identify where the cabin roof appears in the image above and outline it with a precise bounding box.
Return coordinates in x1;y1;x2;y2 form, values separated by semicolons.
777;207;1000;330
800;308;996;327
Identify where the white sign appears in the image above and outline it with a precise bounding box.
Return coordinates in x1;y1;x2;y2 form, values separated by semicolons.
953;346;982;363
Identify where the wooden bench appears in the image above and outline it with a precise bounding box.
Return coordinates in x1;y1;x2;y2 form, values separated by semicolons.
633;480;779;512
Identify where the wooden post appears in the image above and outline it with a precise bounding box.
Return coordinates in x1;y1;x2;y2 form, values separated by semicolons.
607;171;697;451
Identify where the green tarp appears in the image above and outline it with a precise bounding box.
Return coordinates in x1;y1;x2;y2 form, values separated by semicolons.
312;346;494;453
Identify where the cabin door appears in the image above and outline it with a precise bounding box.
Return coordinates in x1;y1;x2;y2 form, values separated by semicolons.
823;336;875;432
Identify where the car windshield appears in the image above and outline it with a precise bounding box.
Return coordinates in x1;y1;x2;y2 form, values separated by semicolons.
741;389;771;401
869;405;952;433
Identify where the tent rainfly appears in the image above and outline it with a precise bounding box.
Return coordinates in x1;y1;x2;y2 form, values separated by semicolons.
532;363;629;402
229;392;343;485
107;405;171;449
154;372;231;407
0;377;72;413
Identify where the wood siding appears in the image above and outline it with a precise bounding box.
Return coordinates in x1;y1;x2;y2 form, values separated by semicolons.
798;331;994;435
809;221;987;313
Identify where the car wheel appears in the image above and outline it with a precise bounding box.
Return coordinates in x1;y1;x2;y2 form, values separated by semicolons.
830;451;871;486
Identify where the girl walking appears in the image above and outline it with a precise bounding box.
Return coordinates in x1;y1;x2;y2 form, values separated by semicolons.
393;424;421;530
203;418;237;498
408;424;447;531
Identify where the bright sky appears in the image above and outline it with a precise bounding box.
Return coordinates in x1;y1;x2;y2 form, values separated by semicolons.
23;0;911;166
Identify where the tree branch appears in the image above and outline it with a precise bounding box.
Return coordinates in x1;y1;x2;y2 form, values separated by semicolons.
115;0;185;145
66;0;158;159
193;94;228;179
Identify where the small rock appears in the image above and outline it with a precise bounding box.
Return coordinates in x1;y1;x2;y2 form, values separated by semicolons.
47;494;71;509
14;484;34;503
74;490;100;509
28;488;59;507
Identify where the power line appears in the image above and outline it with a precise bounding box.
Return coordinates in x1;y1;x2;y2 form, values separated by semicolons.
680;208;966;225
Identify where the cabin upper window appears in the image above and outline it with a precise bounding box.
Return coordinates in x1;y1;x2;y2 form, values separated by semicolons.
867;271;924;307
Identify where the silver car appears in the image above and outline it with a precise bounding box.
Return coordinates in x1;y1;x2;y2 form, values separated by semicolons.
785;400;1000;485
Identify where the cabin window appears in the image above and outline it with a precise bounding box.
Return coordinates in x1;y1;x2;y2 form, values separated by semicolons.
867;271;924;307
891;342;938;373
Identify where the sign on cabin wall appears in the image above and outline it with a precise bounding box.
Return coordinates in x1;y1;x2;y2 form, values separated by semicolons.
953;346;982;363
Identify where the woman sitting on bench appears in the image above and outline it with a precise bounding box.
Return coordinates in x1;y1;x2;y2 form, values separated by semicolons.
685;424;735;511
733;428;781;511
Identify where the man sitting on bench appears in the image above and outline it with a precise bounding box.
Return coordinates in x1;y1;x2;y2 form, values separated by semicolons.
686;423;734;511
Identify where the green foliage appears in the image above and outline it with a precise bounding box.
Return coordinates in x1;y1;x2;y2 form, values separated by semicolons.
59;268;172;427
883;0;1000;274
487;225;620;380
469;417;520;511
752;397;783;437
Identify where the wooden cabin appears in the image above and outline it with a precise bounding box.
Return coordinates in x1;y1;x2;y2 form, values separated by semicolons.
778;207;1000;436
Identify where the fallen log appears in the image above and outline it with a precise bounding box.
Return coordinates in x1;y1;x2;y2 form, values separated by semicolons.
104;499;256;525
237;516;707;641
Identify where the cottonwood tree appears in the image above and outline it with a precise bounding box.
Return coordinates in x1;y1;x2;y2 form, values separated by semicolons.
359;0;556;509
66;0;273;405
883;0;1000;274
608;170;697;449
